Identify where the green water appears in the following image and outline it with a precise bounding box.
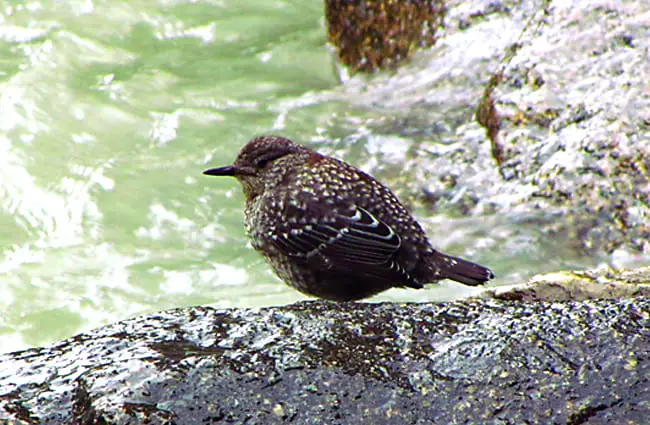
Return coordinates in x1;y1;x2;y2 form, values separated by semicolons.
0;1;599;353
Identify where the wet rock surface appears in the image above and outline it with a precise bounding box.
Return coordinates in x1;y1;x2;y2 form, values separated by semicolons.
444;0;649;258
1;292;649;424
478;0;650;256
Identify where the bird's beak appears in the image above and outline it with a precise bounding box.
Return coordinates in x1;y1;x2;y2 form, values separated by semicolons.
203;165;237;177
203;165;256;177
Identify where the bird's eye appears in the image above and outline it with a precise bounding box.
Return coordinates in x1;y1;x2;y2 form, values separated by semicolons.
255;158;272;168
254;151;289;168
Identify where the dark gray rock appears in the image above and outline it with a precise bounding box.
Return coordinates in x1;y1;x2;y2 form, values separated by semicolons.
1;295;648;424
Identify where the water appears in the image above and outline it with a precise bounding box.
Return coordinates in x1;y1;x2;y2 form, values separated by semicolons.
0;1;605;353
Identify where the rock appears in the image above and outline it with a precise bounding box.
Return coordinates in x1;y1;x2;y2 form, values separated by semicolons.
325;0;447;73
476;0;650;256
1;293;648;424
483;266;650;301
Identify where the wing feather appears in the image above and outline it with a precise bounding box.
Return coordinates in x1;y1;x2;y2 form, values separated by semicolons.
272;205;400;266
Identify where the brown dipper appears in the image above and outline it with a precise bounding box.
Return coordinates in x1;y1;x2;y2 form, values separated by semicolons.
204;136;494;301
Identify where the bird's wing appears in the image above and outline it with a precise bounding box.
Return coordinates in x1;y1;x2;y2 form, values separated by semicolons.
271;203;401;266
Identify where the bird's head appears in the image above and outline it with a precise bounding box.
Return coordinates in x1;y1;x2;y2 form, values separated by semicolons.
203;136;307;199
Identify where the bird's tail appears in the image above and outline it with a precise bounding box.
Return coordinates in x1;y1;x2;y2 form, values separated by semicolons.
434;253;494;287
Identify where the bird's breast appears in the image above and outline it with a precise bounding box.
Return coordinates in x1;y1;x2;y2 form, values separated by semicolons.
244;193;284;247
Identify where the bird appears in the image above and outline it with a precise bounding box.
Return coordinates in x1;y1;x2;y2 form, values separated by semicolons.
203;136;494;301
